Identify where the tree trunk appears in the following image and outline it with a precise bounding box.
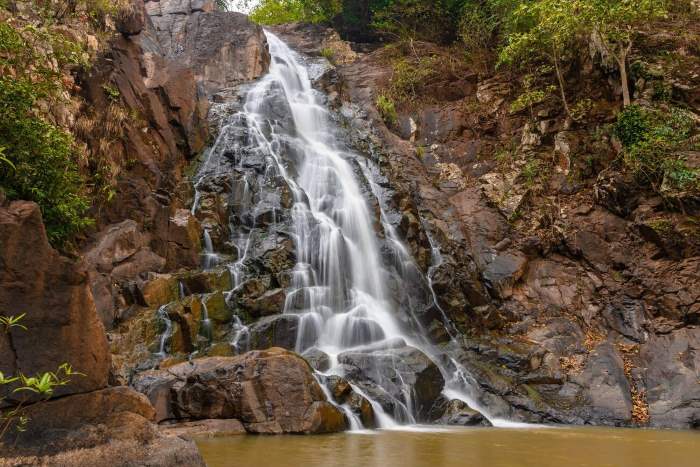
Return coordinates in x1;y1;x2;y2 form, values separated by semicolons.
617;41;633;107
553;49;571;117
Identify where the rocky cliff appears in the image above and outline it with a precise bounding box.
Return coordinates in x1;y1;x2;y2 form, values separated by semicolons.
0;0;275;463
272;20;700;429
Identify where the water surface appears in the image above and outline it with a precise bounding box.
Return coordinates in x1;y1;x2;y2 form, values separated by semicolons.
197;427;699;467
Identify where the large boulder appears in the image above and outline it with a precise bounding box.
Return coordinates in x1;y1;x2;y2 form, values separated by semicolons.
338;346;445;422
133;348;348;434
147;0;270;95
0;202;110;399
3;386;205;465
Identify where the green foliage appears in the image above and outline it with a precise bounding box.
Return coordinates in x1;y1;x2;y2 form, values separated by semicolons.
0;314;27;332
319;47;335;63
0;314;82;441
521;158;541;186
250;0;341;25
375;93;398;126
388;55;439;103
102;83;121;102
0;16;93;246
614;105;698;191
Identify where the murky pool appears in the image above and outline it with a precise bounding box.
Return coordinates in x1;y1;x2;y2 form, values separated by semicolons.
197;426;700;467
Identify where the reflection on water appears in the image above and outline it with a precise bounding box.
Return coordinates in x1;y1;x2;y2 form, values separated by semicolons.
197;427;700;467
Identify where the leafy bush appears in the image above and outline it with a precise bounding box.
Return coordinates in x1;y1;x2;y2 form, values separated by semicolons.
250;0;341;24
0;18;92;246
614;105;698;191
388;56;439;103
376;93;398;126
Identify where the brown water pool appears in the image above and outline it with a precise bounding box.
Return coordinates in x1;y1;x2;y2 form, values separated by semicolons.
196;426;700;467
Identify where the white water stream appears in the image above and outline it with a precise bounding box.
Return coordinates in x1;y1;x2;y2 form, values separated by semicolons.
188;31;522;429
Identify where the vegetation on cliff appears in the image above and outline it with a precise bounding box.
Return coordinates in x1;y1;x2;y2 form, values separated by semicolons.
0;0;131;246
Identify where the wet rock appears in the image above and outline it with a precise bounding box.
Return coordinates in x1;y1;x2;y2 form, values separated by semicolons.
202;291;231;324
180;267;232;295
338;346;445;421
141;274;180;308
133;349;347;434
433;398;491;427
325;375;376;428
303;347;331;372
641;328;700;429
0;202;110;399
249;314;300;350
241;288;286;317
163;208;202;270
572;343;632;426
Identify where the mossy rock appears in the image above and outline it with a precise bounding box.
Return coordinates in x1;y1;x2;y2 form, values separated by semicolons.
141;274;179;307
206;342;234;357
179;267;232;295
202;291;232;324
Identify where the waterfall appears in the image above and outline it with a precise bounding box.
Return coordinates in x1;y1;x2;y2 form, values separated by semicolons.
190;31;507;429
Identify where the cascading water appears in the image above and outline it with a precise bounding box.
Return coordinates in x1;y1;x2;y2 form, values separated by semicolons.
190;31;510;429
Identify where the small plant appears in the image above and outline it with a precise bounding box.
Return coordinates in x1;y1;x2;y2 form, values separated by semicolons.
570;98;593;122
376;94;398;127
0;313;27;332
651;81;673;102
319;47;335;63
102;83;120;102
521;158;541;186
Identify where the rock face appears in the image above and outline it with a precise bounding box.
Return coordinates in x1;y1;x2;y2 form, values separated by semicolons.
0;202;110;398
133;348;348;434
268;24;700;429
147;0;270;94
338;346;445;422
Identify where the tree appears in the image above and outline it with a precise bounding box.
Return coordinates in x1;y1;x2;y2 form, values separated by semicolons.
582;0;667;107
498;0;586;118
250;0;341;24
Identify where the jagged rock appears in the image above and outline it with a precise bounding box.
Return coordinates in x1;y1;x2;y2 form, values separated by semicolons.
325;375;376;428
132;349;348;434
482;252;528;299
84;220;166;327
433;398;491;427
302;347;331;372
338;346;445;422
180;267;232;295
248;314;300;350
571;343;633;426
594;169;639;217
149;1;270;94
140;273;180;308
641;328;700;429
241;288;286;317
117;0;147;36
0;202;110;399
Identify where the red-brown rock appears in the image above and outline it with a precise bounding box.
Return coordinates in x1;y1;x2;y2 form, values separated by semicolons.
0;202;110;399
